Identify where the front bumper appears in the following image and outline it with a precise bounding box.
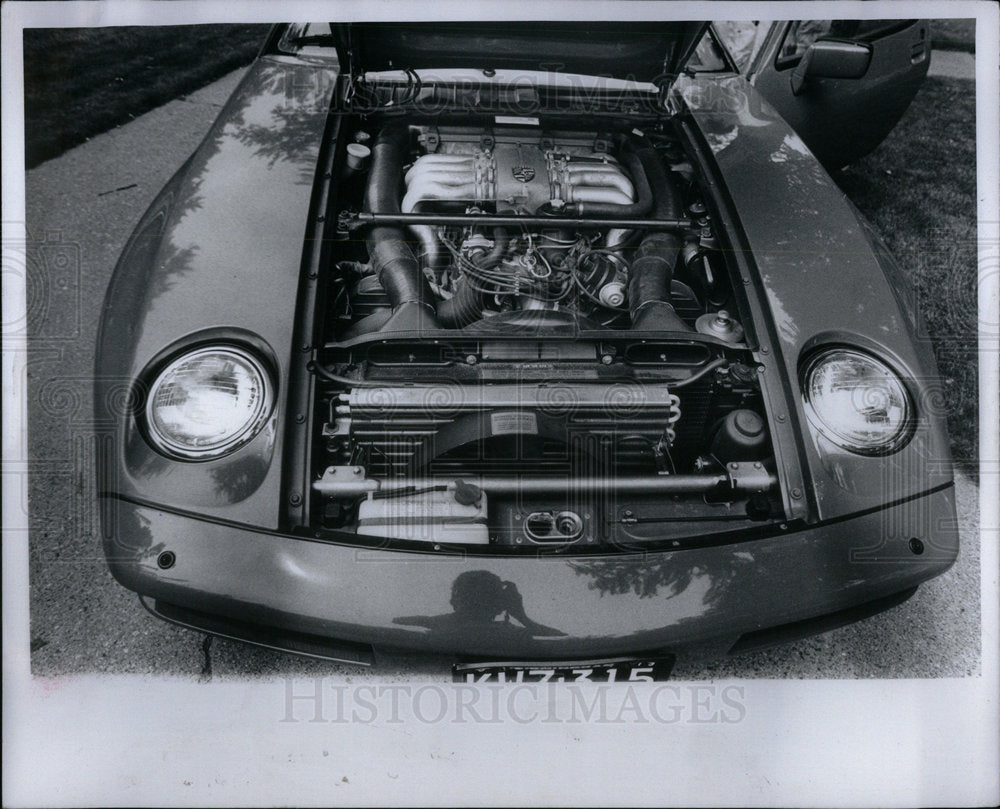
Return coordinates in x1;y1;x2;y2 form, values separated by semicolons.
102;484;958;664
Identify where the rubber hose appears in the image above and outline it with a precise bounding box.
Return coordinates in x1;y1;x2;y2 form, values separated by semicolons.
436;226;508;327
364;125;437;330
569;145;653;218
628;142;691;331
410;203;449;277
436;279;483;328
476;225;509;270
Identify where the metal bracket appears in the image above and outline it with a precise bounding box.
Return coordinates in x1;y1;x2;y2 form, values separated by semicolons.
318;465;379;497
321;417;352;437
726;461;775;493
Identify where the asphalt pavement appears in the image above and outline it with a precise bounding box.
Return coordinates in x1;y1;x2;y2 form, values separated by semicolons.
24;61;981;680
928;48;977;79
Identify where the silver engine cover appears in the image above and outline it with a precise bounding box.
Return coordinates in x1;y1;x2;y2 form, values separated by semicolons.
402;128;636;214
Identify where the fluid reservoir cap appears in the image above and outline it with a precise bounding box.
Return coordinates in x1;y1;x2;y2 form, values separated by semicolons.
733;409;764;438
453;480;483;507
696;309;745;343
346;142;371;172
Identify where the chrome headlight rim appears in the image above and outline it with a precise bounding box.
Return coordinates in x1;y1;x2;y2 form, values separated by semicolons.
143;344;274;461
800;346;914;457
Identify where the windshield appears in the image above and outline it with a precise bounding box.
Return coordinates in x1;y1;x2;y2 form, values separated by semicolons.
275;22;339;64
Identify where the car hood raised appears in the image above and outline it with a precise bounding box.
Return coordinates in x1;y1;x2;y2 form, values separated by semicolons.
334;21;706;85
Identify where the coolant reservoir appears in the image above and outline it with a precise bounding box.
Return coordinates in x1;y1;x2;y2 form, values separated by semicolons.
357;490;489;544
710;409;768;462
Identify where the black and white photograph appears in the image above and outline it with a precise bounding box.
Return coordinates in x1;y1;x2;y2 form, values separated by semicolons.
3;1;998;805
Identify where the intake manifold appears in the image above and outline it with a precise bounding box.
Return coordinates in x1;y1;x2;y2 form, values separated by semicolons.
402;144;636;214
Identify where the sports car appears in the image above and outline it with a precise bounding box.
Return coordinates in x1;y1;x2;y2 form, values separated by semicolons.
96;20;957;679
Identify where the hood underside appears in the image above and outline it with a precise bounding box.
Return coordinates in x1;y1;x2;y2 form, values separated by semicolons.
335;21;706;84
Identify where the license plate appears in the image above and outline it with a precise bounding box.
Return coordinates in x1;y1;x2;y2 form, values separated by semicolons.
453;655;675;683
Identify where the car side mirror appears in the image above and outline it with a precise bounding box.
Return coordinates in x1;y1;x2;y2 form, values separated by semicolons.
790;39;873;95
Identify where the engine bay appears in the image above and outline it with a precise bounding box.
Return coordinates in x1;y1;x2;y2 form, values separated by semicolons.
328;123;736;335
309;117;782;549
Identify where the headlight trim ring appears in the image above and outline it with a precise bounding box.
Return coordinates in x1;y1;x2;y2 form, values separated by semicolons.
143;344;274;461
801;346;914;457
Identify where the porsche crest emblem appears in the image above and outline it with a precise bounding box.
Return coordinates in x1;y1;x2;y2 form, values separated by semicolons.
512;165;535;183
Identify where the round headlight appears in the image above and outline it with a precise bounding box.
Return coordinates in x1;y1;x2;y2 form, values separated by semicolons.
145;346;273;460
801;348;912;455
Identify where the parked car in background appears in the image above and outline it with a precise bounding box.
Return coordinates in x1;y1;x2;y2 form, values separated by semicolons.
97;20;954;680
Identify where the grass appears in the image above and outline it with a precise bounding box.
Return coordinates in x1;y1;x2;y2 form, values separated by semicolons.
23;25;271;167
929;18;976;52
834;76;979;476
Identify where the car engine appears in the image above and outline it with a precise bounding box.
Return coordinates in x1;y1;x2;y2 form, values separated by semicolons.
330;124;709;335
311;119;780;547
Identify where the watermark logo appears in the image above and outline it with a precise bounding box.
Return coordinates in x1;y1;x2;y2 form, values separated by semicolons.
3;227;81;340
280;679;747;725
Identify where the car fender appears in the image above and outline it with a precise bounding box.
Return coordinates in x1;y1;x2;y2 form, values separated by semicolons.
95;55;338;528
672;74;953;521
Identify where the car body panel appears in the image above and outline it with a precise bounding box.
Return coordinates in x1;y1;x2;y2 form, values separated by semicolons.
95;55;338;528
746;19;931;167
672;73;953;520
104;486;957;659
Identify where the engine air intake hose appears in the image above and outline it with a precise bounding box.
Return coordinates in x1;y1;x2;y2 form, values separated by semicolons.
436;279;483;328
365;125;438;330
627;141;691;331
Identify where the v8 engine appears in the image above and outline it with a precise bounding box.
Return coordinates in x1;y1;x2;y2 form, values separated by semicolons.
402;127;637;214
331;123;714;335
